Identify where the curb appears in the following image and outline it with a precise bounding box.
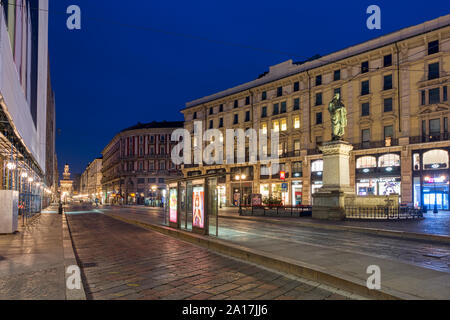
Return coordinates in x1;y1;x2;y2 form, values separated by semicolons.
62;213;87;300
107;214;421;300
220;214;450;244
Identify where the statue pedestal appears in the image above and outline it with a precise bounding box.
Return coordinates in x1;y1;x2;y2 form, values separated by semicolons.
312;141;354;220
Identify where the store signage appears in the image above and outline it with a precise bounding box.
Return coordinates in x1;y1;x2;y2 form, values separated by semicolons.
192;186;205;229
280;171;286;180
281;183;288;190
359;178;399;183
424;176;447;183
169;189;177;223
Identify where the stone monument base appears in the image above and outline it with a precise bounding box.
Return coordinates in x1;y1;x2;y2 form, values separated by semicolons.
312;140;354;221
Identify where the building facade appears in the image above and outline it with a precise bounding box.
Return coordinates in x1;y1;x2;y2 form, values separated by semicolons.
181;15;450;210
80;157;103;203
0;0;53;215
101;121;183;206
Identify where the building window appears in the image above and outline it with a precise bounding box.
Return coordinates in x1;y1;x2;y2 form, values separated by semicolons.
261;123;267;135
149;146;154;155
384;125;394;139
160;146;165;154
384;98;393;112
280;119;287;131
316;136;323;146
277;86;283;97
361;80;370;95
209;119;213;129
280;101;287;113
361;61;369;73
428;40;439;55
384;54;392;67
378;154;400;167
361;129;370;147
383;74;392;90
273;103;279;115
292;161;302;176
262;91;267;100
334;70;340;81
293;98;300;110
150;135;154;143
311;160;323;172
293;81;299;92
272;120;280;132
160;135;165;142
159;178;165;183
245;96;250;105
233;114;239;124
148;178;156;183
334;88;341;96
428;62;439;80
316;112;322;125
356;156;377;168
193;112;197;119
429;88;440;104
294;116;300;129
219;104;223;112
261;106;267;118
361;103;370;116
429;118;440;137
219;117;223;128
209;107;213;115
444;86;448;101
315;75;322;86
423;150;449;170
421;90;426;105
245;111;250;122
159;160;166;170
315;93;322;106
234;100;238;108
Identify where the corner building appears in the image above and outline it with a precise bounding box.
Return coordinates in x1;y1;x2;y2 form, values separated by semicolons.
101;121;183;206
181;15;450;209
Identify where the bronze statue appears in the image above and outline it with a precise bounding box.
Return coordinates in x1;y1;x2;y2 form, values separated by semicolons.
328;93;347;141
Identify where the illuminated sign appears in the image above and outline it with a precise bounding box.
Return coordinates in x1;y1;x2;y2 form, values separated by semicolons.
192;186;205;229
362;168;370;173
424;176;447;183
169;189;177;223
280;171;286;180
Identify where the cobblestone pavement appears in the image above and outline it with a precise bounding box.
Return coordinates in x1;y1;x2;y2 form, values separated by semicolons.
103;206;450;273
66;213;355;300
0;213;65;300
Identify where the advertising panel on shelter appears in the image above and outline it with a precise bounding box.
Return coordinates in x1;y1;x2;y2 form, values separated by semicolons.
192;186;204;229
169;188;177;223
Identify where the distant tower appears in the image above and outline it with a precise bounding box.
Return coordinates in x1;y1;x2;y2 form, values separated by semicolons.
60;164;73;203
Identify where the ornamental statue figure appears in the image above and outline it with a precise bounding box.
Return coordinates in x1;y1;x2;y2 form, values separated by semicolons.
328;93;347;141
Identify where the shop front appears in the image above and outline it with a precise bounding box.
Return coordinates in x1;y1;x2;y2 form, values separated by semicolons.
291;181;303;205
412;149;450;210
355;153;401;199
271;183;288;205
310;160;323;204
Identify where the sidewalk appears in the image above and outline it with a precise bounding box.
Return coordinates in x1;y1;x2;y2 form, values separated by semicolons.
105;208;450;299
0;208;85;300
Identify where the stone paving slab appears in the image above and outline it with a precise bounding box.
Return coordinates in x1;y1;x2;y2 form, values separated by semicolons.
0;213;66;300
66;213;356;300
103;207;450;299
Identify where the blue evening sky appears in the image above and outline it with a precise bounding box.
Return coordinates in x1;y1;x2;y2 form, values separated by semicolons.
49;0;449;174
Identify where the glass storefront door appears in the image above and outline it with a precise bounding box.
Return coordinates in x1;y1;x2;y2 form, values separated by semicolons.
423;187;449;210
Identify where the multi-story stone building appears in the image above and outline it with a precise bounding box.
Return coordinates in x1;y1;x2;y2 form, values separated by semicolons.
101;121;183;205
181;15;450;210
0;1;53;222
80;157;103;203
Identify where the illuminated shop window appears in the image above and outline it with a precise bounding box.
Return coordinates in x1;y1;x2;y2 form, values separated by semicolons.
294;116;300;129
423;150;449;170
273;120;280;132
356;156;377;169
311;160;323;172
281;119;287;131
378;154;400;167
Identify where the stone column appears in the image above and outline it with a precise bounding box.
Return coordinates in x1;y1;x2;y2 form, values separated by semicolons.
312;141;354;220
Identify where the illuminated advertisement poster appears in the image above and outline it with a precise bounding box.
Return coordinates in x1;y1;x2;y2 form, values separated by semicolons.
169;189;177;223
192;186;204;229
